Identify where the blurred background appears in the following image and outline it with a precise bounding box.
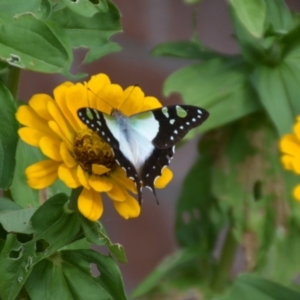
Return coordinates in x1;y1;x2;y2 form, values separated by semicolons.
18;0;300;293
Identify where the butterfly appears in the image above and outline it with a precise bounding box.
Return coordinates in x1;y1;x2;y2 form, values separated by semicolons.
77;105;209;204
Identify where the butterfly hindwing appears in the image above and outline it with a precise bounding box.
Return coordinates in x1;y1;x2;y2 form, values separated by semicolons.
140;146;175;200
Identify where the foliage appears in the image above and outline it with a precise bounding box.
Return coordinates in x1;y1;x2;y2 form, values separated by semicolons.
133;0;300;299
0;1;128;299
0;0;299;299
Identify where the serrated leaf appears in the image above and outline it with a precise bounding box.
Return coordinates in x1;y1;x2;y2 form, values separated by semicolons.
26;249;128;300
229;0;266;38
81;218;127;263
49;0;121;63
216;274;300;300
0;0;51;19
164;57;261;136
152;40;225;60
0;13;74;76
0;81;18;189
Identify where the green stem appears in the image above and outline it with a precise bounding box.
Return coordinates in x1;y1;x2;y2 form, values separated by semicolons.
210;225;238;292
68;187;83;211
6;66;21;99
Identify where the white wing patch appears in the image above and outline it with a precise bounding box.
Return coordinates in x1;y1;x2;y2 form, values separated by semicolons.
104;111;157;171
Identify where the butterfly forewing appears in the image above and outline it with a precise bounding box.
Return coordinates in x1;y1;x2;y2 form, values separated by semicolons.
152;105;209;149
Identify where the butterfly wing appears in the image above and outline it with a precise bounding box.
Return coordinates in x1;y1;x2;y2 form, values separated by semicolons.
77;108;143;204
129;105;209;193
151;105;209;149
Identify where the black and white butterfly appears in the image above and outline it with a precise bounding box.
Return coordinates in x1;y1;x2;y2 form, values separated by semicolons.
77;105;209;204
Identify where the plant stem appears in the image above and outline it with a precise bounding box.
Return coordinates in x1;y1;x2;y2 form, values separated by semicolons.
210;225;238;292
6;66;21;99
68;187;83;211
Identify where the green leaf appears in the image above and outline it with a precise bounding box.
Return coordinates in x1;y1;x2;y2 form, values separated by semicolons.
0;197;21;211
131;248;200;299
0;13;74;76
251;65;294;135
0;81;18;189
30;193;81;255
0;193;83;299
62;0;108;17
49;0;121;64
10;140;42;208
217;274;300;300
164;57;261;136
152;40;226;60
0;233;37;300
0;0;51;19
229;0;266;38
175;153;223;248
0;207;35;234
25;249;128;300
81;218;127;263
264;0;294;34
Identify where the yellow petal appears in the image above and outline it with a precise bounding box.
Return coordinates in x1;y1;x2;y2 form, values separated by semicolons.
48;120;73;150
64;83;89;131
281;155;294;171
120;86;144;116
16;105;56;137
107;184;126;201
78;188;103;221
26;160;59;189
88;73;111;94
109;167;136;194
141;96;162;112
29;94;53;121
89;175;113;192
92;164;110;176
58;164;80;188
47;101;74;145
60;142;77;168
39;136;62;161
18;127;46;147
99;84;124;114
113;192;141;219
280;134;300;155
154;167;173;188
293;184;300;202
77;165;90;189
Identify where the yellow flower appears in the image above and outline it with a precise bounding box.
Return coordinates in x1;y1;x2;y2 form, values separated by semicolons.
16;73;173;221
280;116;300;201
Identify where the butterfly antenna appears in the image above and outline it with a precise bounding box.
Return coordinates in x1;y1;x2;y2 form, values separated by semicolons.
87;87;114;112
118;84;138;112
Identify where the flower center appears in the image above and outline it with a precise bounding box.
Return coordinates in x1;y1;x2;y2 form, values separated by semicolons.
73;128;116;174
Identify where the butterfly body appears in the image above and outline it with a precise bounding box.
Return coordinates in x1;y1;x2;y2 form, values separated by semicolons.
77;105;209;204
